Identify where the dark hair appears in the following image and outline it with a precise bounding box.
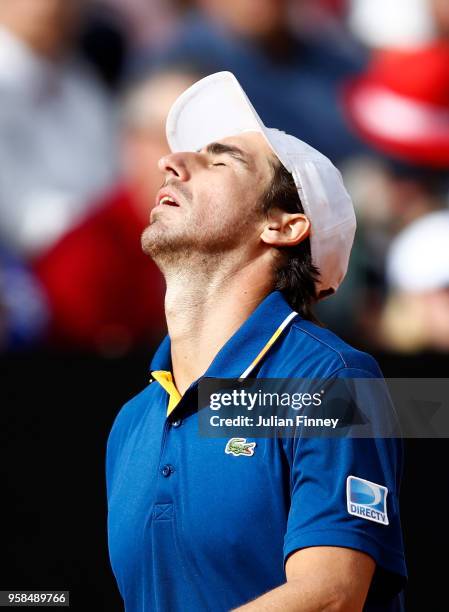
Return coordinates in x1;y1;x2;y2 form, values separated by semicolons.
260;160;321;323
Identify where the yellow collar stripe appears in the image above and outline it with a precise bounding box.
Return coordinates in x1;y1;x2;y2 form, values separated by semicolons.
239;311;297;379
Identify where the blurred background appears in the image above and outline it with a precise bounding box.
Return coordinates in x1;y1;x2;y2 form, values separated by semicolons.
0;0;448;610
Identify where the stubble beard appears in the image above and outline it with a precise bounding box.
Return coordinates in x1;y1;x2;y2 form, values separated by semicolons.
141;209;258;276
141;220;189;268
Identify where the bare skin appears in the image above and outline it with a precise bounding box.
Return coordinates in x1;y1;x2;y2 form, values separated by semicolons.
142;130;375;609
142;131;309;395
234;546;375;611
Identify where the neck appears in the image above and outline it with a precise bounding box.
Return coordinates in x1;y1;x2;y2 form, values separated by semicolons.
163;253;274;395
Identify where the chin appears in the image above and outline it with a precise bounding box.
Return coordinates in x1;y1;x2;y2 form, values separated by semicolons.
141;224;161;257
141;224;183;263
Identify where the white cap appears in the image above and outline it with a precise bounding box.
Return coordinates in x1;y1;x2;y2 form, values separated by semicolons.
165;71;356;296
387;211;449;292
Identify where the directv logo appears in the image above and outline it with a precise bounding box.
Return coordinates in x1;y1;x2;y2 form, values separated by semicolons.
347;476;389;526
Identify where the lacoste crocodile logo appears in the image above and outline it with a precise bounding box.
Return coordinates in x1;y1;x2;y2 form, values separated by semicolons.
225;437;256;457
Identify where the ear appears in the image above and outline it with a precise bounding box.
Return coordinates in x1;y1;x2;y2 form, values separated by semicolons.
260;211;310;247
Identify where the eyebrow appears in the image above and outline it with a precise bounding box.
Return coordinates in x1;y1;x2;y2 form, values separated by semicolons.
203;142;250;166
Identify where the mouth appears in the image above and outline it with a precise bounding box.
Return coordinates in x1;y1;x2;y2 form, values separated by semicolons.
155;191;181;208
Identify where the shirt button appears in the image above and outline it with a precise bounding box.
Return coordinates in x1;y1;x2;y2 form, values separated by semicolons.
161;464;174;478
171;419;182;428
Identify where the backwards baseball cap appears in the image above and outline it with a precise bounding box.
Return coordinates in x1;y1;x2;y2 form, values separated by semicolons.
165;71;356;297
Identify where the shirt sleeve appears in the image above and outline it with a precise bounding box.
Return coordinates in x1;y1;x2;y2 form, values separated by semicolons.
283;367;407;604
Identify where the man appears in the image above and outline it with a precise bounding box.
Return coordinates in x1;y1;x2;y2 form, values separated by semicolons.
106;72;406;611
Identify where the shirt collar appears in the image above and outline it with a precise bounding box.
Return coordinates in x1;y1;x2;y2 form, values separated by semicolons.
150;290;298;380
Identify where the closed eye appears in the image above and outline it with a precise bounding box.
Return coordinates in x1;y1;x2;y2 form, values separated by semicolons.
212;162;227;167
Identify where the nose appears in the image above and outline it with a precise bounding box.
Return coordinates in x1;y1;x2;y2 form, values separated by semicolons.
158;152;191;181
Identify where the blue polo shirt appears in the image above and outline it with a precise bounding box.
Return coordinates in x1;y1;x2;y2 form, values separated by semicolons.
106;291;407;611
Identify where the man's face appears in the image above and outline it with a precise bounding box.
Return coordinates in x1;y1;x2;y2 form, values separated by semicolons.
141;131;276;265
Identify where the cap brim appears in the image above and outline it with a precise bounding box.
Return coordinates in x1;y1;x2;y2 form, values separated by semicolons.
166;71;268;153
166;70;297;175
